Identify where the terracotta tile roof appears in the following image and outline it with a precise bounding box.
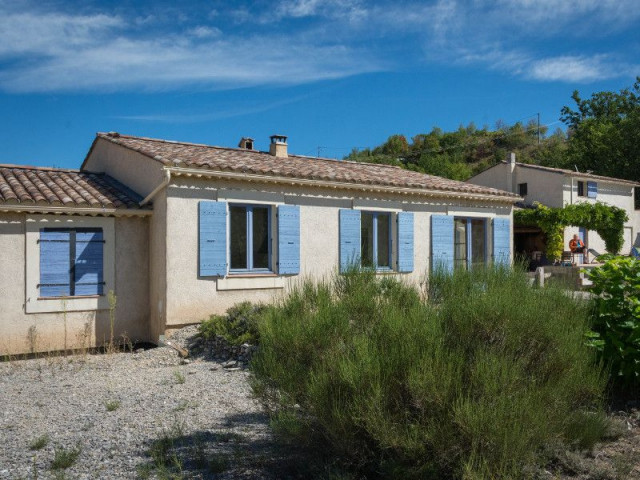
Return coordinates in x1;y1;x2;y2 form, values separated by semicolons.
511;162;640;187
0;164;145;210
95;133;519;199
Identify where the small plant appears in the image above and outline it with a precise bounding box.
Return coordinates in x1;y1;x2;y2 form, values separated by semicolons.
199;302;264;345
173;370;185;385
27;325;38;355
29;434;49;451
106;290;117;354
586;256;640;389
104;400;121;412
50;444;81;470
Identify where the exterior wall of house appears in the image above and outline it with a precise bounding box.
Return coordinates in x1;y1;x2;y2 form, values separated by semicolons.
82;139;165;198
468;163;512;192
0;212;150;356
563;178;637;255
159;176;513;331
513;167;565;207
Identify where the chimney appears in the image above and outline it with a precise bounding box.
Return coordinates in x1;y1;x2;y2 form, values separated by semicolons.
269;135;288;158
238;137;254;150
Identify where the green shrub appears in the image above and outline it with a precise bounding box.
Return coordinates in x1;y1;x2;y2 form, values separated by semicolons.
251;268;607;479
586;256;640;388
199;301;264;345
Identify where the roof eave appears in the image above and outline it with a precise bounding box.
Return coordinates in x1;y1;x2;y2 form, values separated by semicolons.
0;204;152;216
168;167;520;204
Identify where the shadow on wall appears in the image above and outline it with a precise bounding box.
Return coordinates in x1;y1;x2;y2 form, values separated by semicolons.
635;232;640;247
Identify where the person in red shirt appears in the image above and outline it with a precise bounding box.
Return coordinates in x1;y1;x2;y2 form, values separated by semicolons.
569;234;585;253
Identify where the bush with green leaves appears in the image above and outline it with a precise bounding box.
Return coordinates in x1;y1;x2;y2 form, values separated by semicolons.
199;301;264;345
586;256;640;388
251;268;607;479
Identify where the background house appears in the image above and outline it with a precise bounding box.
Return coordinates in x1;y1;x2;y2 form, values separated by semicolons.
468;153;640;262
0;133;518;355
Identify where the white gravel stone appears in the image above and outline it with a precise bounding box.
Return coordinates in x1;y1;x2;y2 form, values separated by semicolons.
0;327;277;479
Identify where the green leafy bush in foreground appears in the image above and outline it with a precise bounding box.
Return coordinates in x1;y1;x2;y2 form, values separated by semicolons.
199;301;264;345
586;256;640;388
251;268;607;479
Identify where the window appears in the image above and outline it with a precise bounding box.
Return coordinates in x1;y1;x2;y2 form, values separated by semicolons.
517;183;528;196
39;228;104;298
577;181;585;197
360;212;391;269
229;205;271;272
453;217;486;270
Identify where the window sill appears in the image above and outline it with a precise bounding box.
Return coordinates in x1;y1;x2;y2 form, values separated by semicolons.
227;273;278;278
37;295;102;300
217;275;285;291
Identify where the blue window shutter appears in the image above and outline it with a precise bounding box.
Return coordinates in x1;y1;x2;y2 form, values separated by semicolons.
430;215;454;273
199;201;228;277
339;209;361;273
278;205;300;275
397;212;414;273
75;230;104;295
40;230;71;297
587;181;597;198
493;217;511;266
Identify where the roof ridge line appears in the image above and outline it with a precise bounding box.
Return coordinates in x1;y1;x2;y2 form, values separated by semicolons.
0;163;86;174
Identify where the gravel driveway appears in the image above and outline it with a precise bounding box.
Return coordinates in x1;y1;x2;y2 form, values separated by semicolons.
0;328;277;479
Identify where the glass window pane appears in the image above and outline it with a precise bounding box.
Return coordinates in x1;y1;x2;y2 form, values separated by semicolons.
252;207;270;269
230;207;247;269
361;212;374;267
471;219;486;265
377;214;390;268
454;218;467;269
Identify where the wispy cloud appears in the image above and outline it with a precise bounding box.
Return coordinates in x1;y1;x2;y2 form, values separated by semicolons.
0;0;637;93
0;3;379;93
112;94;311;123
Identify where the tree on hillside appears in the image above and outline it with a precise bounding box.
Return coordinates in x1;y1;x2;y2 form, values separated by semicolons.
561;77;640;188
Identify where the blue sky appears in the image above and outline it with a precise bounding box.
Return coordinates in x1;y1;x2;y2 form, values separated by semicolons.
1;0;638;169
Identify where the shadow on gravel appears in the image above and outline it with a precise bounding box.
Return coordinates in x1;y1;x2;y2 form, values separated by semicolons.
135;420;314;480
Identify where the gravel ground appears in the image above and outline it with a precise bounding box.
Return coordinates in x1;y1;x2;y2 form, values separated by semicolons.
0;327;278;479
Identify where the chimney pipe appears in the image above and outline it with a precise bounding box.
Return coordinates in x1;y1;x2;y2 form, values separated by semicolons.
269;135;288;158
238;137;254;150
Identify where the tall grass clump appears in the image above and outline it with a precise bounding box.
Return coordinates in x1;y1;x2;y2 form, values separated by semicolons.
251;267;607;479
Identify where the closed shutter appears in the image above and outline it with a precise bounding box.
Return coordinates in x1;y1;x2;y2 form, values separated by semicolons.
199;201;228;277
74;230;104;295
493;217;511;266
431;215;454;273
587;181;598;198
397;212;414;273
339;209;361;273
39;230;71;297
278;205;300;275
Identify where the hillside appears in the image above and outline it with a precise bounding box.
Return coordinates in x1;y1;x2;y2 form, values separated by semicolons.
344;120;569;181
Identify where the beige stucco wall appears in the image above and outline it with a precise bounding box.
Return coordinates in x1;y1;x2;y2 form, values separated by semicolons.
513;166;565;207
82;138;165;198
468;163;512;192
0;213;150;356
160;176;513;328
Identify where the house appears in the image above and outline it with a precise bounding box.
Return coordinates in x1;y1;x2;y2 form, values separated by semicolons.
0;133;519;355
467;153;640;260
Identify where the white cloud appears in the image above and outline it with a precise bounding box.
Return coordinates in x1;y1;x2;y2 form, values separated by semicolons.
528;55;620;83
0;4;379;93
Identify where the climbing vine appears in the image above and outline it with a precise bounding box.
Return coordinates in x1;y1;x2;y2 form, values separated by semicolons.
514;202;628;261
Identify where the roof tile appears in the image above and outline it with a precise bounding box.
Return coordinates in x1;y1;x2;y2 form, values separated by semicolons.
97;133;518;199
0;165;146;210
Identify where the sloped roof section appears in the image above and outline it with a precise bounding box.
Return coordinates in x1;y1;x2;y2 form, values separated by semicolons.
95;132;519;200
0;164;146;210
511;162;640;187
